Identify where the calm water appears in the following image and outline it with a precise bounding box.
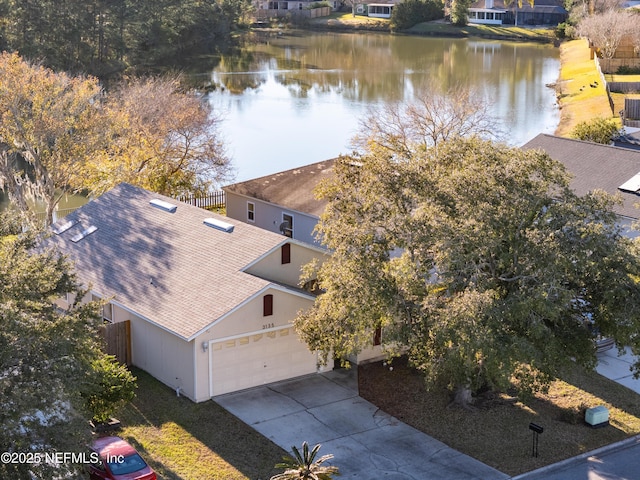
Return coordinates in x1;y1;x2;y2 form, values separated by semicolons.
0;31;561;209
204;31;561;182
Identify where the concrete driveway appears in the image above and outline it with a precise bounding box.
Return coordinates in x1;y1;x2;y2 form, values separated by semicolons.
215;369;508;480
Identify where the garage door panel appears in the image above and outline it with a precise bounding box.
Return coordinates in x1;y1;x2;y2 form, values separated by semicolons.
211;327;317;396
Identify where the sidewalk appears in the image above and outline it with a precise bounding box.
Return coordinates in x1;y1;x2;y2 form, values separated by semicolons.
595;346;640;394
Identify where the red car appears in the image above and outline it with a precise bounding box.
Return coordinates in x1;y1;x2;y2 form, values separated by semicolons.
88;436;156;480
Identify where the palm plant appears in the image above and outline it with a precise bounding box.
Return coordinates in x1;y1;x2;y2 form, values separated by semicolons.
270;442;339;480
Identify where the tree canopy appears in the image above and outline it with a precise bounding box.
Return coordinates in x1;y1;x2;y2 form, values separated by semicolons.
0;0;252;76
0;209;136;478
0;53;231;225
295;137;640;407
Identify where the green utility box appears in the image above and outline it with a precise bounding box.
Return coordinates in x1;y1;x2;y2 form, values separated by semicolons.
585;405;609;428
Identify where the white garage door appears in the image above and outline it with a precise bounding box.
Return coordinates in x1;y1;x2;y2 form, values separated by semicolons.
210;327;317;396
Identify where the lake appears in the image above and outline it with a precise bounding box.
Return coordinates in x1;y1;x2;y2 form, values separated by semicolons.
1;31;561;209
204;31;561;182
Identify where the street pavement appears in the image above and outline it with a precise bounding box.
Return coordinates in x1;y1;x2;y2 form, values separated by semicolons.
512;435;640;480
513;347;640;479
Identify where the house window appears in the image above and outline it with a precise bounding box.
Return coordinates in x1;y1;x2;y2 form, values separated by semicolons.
281;243;291;264
282;213;293;238
92;294;113;323
103;303;113;323
247;202;255;222
263;294;273;316
373;327;382;346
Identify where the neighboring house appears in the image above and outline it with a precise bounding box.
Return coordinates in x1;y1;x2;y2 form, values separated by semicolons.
615;128;640;151
522;134;640;235
255;0;336;18
366;2;395;17
47;183;331;402
223;159;336;246
468;0;567;25
224;160;386;363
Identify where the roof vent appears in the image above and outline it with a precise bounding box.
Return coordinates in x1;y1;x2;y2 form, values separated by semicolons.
71;225;98;243
203;218;234;233
52;219;78;235
618;173;640;193
150;199;178;213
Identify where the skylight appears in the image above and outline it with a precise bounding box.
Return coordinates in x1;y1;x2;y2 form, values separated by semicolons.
71;225;98;243
150;199;178;213
51;219;78;235
203;218;234;233
618;173;640;193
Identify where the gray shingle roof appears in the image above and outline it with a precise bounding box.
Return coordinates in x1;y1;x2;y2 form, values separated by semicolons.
47;183;289;340
522;134;640;220
223;159;336;218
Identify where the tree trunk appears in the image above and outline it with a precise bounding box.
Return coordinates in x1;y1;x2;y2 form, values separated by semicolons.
451;385;475;411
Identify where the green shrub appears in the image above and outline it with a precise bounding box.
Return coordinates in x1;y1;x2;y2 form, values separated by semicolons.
450;0;472;26
306;1;331;8
390;0;444;30
555;22;575;39
616;65;640;75
570;117;621;145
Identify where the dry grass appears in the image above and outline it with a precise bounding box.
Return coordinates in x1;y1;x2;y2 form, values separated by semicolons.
116;368;285;480
407;22;554;41
555;39;616;137
359;357;640;476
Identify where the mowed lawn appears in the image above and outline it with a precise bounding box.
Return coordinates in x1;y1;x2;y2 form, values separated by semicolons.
555;38;617;137
116;368;285;480
359;357;640;476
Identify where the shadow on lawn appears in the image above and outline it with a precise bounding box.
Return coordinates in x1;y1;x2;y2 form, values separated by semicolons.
117;368;286;480
358;357;640;476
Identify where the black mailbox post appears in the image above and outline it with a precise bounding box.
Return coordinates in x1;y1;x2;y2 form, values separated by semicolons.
529;423;543;457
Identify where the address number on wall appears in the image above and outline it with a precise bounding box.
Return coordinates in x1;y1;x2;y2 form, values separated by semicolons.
262;323;274;330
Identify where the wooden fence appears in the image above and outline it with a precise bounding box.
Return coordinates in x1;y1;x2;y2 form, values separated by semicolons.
101;320;132;366
176;191;226;209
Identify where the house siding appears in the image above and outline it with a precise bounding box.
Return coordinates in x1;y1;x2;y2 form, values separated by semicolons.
244;243;329;287
225;192;321;246
193;288;320;400
129;313;196;400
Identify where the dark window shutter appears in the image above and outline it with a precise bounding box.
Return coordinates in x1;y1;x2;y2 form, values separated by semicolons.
373;327;382;346
263;294;273;316
281;243;291;264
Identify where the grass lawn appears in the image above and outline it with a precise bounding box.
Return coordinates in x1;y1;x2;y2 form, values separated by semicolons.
555;39;618;137
307;12;391;30
359;357;640;476
115;368;285;480
406;22;554;42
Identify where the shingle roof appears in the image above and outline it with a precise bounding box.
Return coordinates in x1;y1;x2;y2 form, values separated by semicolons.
522;134;640;220
47;183;289;340
223;159;336;218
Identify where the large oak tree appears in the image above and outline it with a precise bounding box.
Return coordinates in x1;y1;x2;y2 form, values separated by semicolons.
295;137;640;408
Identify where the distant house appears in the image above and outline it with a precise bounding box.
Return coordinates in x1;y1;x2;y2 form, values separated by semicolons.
615;128;640;151
223;159;336;246
468;0;567;25
522;134;640;235
255;0;335;19
47;183;331;402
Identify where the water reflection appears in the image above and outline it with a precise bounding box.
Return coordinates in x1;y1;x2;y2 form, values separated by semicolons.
203;32;559;181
